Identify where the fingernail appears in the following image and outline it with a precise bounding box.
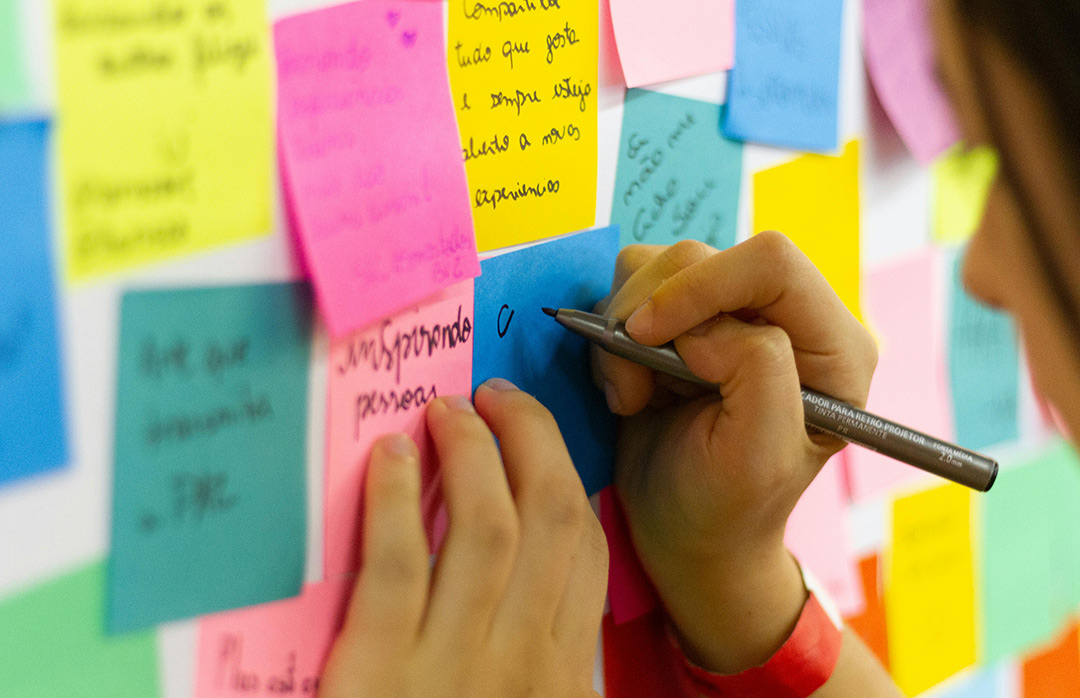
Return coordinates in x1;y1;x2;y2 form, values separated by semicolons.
479;377;518;392
625;299;653;337
380;433;416;459
604;382;623;414
442;395;476;413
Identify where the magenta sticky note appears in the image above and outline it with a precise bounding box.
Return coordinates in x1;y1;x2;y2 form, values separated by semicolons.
847;249;949;501
609;0;734;88
863;0;960;165
275;0;480;338
324;279;473;579
195;578;351;697
786;453;864;617
600;487;659;625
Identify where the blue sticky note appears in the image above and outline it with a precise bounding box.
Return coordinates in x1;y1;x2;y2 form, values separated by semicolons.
0;119;68;487
473;228;619;495
108;283;313;632
722;0;844;152
931;667;1004;698
612;89;743;250
947;254;1019;451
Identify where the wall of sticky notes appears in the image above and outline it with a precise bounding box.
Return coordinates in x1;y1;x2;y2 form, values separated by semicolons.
0;0;1077;696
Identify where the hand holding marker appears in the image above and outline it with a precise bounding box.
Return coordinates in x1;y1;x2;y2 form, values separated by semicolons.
544;307;998;492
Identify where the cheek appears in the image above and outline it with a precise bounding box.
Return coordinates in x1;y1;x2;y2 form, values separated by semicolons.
1018;302;1080;440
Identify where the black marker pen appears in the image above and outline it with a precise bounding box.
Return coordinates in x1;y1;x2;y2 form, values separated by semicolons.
543;307;998;492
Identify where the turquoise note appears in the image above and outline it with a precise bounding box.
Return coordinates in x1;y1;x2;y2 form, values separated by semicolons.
947;254;1019;451
108;283;313;632
0;563;160;697
0;0;30;110
932;667;1005;698
611;89;742;250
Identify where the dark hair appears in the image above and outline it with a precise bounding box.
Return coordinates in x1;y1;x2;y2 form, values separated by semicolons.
952;1;1080;353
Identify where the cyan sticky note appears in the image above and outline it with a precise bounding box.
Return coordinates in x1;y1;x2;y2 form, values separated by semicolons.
108;283;313;632
612;89;742;250
932;667;1005;698
0;118;68;487
473;227;619;495
722;0;844;152
947;254;1019;451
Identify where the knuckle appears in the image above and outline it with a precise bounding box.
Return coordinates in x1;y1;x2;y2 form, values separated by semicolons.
753;230;801;273
532;475;586;532
666;239;713;271
615;244;656;278
367;542;427;588
744;325;793;366
463;501;519;559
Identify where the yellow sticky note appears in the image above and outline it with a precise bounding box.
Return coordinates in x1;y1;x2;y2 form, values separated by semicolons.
885;484;977;696
56;0;272;280
448;0;598;251
932;144;999;245
753;141;861;320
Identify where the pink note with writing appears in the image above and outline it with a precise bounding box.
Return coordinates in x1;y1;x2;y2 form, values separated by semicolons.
847;249;949;501
609;0;734;88
324;279;473;579
786;453;865;617
275;1;480;338
863;0;960;165
600;487;660;625
194;578;352;697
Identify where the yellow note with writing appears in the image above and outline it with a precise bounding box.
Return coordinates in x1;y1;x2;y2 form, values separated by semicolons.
886;484;977;696
448;0;598;251
932;144;998;245
56;0;272;280
753;141;861;320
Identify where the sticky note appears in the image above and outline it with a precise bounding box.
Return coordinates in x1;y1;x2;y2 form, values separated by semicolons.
785;454;863;616
0;562;160;698
608;0;733;88
863;0;960;165
843;554;889;669
276;1;480;338
195;578;352;698
324;279;474;579
0;0;30;110
602;611;685;698
932;668;1008;698
947;253;1019;451
109;283;312;632
55;0;273;280
473;227;619;495
723;0;843;152
1022;622;1080;698
886;484;976;696
611;89;742;250
933;145;999;245
448;0;598;251
1027;441;1080;621
847;249;950;501
753;141;861;320
0;119;68;487
599;487;659;625
980;455;1058;665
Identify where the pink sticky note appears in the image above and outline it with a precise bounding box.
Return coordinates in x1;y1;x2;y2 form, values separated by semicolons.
786;453;864;617
609;0;734;88
863;0;960;165
599;487;660;625
324;279;473;579
195;578;352;697
275;1;480;338
847;249;950;501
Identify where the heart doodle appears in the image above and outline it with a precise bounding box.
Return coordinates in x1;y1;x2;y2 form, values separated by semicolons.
401;30;417;48
386;10;400;28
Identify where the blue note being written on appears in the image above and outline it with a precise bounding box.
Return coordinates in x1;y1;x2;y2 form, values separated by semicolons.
947;254;1019;451
0;119;68;487
722;0;843;153
612;89;742;250
108;283;313;633
473;227;619;495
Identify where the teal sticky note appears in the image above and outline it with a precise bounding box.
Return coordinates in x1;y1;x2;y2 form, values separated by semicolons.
722;0;843;152
932;667;1005;698
1040;441;1080;619
108;283;313;632
947;254;1019;451
0;562;160;697
0;0;30;110
612;89;742;250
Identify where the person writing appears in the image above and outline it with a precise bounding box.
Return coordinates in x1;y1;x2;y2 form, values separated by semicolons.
318;0;1079;694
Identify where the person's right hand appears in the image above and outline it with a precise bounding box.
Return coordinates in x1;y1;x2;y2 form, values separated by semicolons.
593;233;879;673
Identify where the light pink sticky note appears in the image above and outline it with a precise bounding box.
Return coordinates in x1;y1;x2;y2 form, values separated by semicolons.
599;487;660;625
863;0;960;165
275;1;480;338
324;279;473;579
195;578;352;697
847;249;950;501
609;0;734;88
786;453;865;617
